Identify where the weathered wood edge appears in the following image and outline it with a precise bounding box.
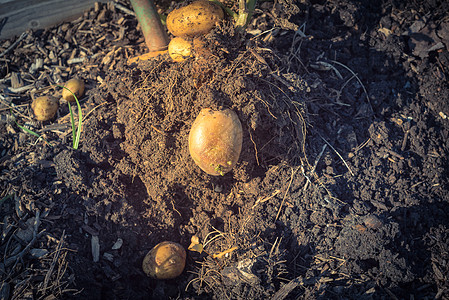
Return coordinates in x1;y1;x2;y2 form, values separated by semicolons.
0;0;108;40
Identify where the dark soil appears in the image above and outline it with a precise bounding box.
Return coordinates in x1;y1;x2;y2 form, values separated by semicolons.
1;0;448;299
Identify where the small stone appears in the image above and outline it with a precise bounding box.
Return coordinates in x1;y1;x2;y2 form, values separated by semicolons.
103;252;114;262
30;248;49;258
15;218;35;243
364;215;383;229
111;238;123;250
91;235;100;262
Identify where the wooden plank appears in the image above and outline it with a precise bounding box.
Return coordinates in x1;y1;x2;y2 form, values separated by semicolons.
0;0;108;40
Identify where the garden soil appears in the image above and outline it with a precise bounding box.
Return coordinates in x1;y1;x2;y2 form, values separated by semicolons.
1;0;449;299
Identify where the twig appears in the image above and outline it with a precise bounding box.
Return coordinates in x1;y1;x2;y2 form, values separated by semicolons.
319;136;354;176
311;61;343;79
0;32;27;58
303;144;327;190
386;148;404;160
212;246;238;259
275;167;300;222
0;97;32;121
43;230;65;292
8;84;34;93
113;2;136;16
329;60;373;115
272;275;320;300
203;229;225;249
67;57;87;64
82;102;107;122
269;237;281;259
334;74;356;106
300;164;311;189
5;230;46;267
311;144;327;173
287;24;308;73
252;189;281;209
0;103;28;112
248;130;259;166
33;210;40;239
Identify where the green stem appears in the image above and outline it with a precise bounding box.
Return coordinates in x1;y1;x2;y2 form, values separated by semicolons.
14;120;53;147
73;94;83;150
9;108;53;146
68;103;76;145
235;0;257;30
58;85;82;150
208;0;238;20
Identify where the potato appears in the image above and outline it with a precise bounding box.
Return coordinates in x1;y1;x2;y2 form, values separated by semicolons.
62;78;85;102
168;37;192;62
142;241;186;280
169;37;212;62
189;108;242;176
167;0;224;37
31;96;59;121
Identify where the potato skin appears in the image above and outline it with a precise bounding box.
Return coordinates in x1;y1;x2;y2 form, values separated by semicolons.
31;96;59;121
189;108;242;176
167;0;224;37
142;241;186;280
62;78;85;102
168;37;192;62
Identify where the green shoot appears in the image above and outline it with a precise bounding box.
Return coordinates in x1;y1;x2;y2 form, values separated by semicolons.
58;85;83;150
209;0;238;20
235;0;257;30
9;108;53;146
214;164;225;176
14;120;53;147
159;14;167;26
209;0;257;31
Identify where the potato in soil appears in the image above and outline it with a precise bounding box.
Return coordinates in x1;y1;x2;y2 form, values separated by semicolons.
168;37;192;62
31;96;59;121
166;0;224;37
62;78;85;102
142;241;186;280
189;108;243;176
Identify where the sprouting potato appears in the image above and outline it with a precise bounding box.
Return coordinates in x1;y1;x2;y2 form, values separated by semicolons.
142;241;186;280
167;0;224;37
62;78;85;102
31;95;59;121
189;108;243;176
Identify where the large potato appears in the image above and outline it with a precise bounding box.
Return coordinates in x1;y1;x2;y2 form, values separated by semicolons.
142;241;186;280
167;0;224;37
31;95;59;121
189;108;242;176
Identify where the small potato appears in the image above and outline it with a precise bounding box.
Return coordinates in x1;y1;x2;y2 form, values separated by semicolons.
167;0;224;37
142;241;186;280
31;96;59;121
169;37;192;62
169;37;211;62
189;108;242;176
62;78;85;102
